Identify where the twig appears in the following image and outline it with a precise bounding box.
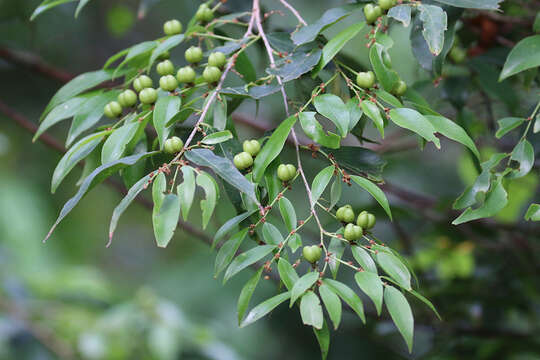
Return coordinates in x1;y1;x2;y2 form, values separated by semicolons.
278;0;307;26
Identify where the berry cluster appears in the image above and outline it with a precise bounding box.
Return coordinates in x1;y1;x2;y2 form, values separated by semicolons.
336;205;376;241
364;0;396;24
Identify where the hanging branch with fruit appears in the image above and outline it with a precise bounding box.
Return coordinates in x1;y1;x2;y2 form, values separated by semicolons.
30;0;540;357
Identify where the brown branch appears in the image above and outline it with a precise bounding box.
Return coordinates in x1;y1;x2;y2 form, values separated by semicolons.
0;48;74;83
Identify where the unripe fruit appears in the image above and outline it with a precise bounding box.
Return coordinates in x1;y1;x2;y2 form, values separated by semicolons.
208;51;227;68
117;89;138;108
157;60;175;76
392;80;407;96
383;51;392;68
303;245;322;263
139;88;158;104
356;71;375;89
233;152;254;170
163;136;184;154
242;139;261;156
364;4;378;24
203;66;222;83
176;66;196;83
159;75;178;92
133;75;153;92
185;46;203;64
195;4;214;23
104;101;122;118
344;223;363;241
163;19;182;36
336;205;355;223
357;211;376;229
277;164;296;182
379;0;396;11
373;5;383;18
449;47;466;64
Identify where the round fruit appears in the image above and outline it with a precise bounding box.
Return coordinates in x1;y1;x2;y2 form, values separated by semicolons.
203;66;222;83
208;51;227;68
379;0;396;11
157;60;175;76
233;152;254;170
104;101;122;118
277;164;297;182
383;51;392;68
163;19;182;36
392;80;407;96
242;139;261;156
357;211;376;230
159;75;178;92
364;4;377;24
176;66;196;83
336;205;355;223
139;88;158;104
117;89;138;108
356;71;375;89
449;47;466;64
373;5;383;18
133;75;153;92
344;223;363;241
185;46;203;64
303;245;322;263
196;4;214;22
163;136;184;154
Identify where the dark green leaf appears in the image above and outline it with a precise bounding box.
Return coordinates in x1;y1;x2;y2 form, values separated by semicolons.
384;285;414;353
278;258;299;291
279;197;297;232
495;117;525;138
347;98;363;131
148;34;184;70
354;271;383;315
323;279;365;323
291;7;349;45
178;166;196;221
408;289;441;320
311;166;335;205
240;291;291;328
361;100;385;138
235;52;257;83
267;49;322;82
508;139;534;179
434;0;503;10
323;146;386;180
300;291;324;329
314;319;330;360
299;112;341;149
75;0;93;17
221;84;281;99
369;44;399;93
215;228;249;276
262;223;284;245
212;211;256;250
237;268;263;325
374;89;402;108
31;0;76;20
328;237;345;279
453;177;508;225
224;245;276;283
319;284;342;330
290;272;319;306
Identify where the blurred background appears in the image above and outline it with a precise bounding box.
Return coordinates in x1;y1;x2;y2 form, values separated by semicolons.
1;0;539;359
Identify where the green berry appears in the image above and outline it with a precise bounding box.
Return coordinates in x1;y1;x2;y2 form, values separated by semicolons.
163;19;182;36
364;4;377;24
139;88;158;104
302;245;322;263
208;51;227;68
203;66;222;83
163;136;184;154
356;71;375;89
449;47;466;64
336;205;355;223
277;164;296;182
133;75;153;92
104;101;122;118
185;46;203;64
195;4;214;23
242;139;261;156
117;89;138;108
373;5;383;18
392;80;407;96
379;0;396;11
176;66;197;83
357;211;376;230
233;152;254;170
344;223;363;241
159;75;178;92
157;60;175;76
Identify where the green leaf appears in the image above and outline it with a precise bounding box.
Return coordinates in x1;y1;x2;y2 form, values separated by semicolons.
361;100;385;138
115;41;157;76
508;139;534;179
109;173;152;244
267;49;322;83
45;152;157;241
34;96;88;141
408;289;442;320
351;245;377;274
495;117;525;138
178;166;195;221
329;177;342;210
425;115;480;159
75;0;92;17
240;291;291;327
369;44;399;93
314;94;350;137
290;271;319;307
374;89;402;108
279;197;297;232
433;0;503;10
237;268;263;325
51;130;109;193
31;0;76;20
224;245;276;283
252;115;296;183
201;130;233;145
101;121;139;164
389;108;441;149
328;237;345;279
376;252;411;290
453;177;508;225
313;21;366;77
384;285;414;353
323;279;365;323
212;211;256;250
388;5;412;26
291;7;349;45
148;34;184;71
325;146;386;180
221;84;281;100
311;166;335;205
235;52;257;83
347;98;363;131
350;175;392;220
196;172;219;229
418;4;447;56
314;319;330;360
185;149;258;204
525;204;540;221
153;194;181;248
354;271;383;315
300;291;324;329
278;258;299;291
213;99;227;130
262;223;284;245
154;96;181;149
299;111;341;149
319;284;342;330
214;228;249;276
